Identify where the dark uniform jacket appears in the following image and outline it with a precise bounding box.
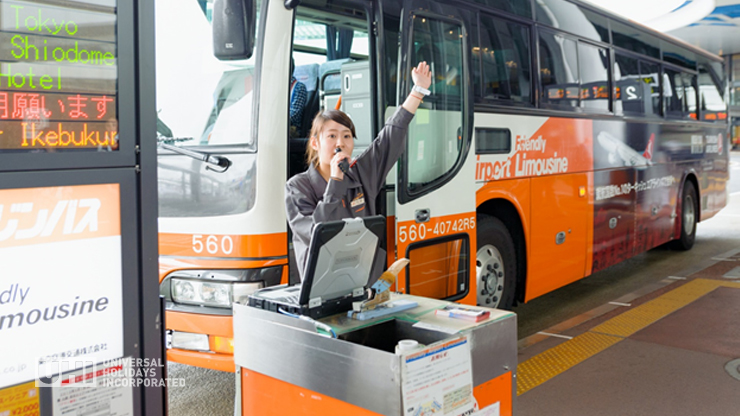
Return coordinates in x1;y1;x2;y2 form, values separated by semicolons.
285;107;414;279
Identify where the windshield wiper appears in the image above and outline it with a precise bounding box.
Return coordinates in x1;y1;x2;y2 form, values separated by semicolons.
158;142;232;173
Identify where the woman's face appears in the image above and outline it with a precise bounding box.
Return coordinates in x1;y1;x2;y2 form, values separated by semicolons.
311;120;355;166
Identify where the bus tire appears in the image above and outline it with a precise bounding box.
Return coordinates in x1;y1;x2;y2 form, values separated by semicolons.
476;215;517;310
670;180;698;251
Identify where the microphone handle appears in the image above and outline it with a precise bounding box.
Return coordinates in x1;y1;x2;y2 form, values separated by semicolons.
335;147;349;173
338;159;349;173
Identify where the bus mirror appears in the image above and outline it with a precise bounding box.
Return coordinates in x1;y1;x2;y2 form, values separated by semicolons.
212;0;256;61
284;0;302;9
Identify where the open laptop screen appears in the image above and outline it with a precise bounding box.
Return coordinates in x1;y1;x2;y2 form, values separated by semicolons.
300;216;385;305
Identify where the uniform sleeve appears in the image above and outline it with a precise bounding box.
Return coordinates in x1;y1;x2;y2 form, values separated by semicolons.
353;107;414;197
285;175;348;270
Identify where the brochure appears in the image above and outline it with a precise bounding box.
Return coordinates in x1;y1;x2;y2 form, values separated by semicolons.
435;305;490;322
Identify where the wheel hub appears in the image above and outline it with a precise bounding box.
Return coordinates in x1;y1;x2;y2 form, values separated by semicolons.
684;193;695;236
476;244;504;308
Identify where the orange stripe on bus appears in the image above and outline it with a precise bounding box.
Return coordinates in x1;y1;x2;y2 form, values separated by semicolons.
167;349;235;373
167;310;233;338
0;184;120;249
159;232;287;258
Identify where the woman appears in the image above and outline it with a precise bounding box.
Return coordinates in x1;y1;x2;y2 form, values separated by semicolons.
286;61;432;278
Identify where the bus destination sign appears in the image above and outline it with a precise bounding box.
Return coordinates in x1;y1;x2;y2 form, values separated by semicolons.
0;0;118;151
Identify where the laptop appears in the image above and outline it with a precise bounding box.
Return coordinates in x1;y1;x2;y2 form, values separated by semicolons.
248;216;385;319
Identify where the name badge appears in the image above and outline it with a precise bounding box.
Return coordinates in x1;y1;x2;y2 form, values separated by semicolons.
351;196;365;208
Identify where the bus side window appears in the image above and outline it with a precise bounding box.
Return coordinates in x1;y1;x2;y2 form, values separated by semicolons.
578;41;609;112
412;19;464;111
664;68;695;120
685;73;698;120
640;60;661;117
615;53;659;117
698;65;727;121
538;30;579;108
406;16;466;189
615;53;639;115
479;14;532;104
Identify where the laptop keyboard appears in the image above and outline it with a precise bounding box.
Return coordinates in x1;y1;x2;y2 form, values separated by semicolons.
284;293;299;304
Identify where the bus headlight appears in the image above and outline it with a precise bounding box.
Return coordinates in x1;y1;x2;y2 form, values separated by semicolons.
162;267;282;312
171;279;265;308
171;279;232;308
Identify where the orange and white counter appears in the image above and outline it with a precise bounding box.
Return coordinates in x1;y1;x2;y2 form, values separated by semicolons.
232;294;516;415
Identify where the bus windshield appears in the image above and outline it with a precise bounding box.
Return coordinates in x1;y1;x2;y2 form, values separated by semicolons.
155;0;258;149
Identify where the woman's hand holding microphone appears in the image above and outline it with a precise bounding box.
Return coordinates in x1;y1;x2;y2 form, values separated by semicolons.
330;147;350;181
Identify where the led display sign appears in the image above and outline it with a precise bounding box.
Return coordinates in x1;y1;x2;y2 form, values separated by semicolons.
0;0;118;151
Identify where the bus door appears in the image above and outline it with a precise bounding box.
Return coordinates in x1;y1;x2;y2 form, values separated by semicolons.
394;1;476;304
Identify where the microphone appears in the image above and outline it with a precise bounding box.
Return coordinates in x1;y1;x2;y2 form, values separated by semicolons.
335;147;349;173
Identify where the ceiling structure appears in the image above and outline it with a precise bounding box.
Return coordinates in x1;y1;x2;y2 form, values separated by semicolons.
584;0;740;56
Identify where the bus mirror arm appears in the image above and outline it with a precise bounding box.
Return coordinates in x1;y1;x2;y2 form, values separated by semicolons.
158;143;232;173
205;155;232;173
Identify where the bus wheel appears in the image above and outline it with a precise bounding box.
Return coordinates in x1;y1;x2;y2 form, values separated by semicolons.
670;181;698;251
476;215;517;310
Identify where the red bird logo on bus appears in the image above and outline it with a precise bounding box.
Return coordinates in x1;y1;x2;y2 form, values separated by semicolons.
597;131;654;167
642;133;655;161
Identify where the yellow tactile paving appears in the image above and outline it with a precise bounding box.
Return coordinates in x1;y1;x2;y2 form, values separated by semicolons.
517;332;622;395
517;278;740;396
590;279;718;338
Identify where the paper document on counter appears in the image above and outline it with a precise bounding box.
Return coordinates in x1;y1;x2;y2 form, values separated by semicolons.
435;305;490;322
412;309;479;334
401;336;474;416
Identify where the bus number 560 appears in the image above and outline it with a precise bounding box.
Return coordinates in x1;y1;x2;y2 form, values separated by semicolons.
192;235;234;255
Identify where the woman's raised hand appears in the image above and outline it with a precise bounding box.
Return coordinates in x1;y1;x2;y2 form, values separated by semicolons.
412;61;432;90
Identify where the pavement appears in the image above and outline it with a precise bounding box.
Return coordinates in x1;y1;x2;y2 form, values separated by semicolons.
167;363;234;415
517;254;740;415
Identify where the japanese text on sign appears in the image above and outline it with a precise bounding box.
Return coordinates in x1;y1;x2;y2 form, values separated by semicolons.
0;0;118;151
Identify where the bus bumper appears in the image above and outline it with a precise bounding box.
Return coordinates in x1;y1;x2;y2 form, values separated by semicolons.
166;310;236;372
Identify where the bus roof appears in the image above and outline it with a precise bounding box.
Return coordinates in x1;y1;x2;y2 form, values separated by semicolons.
568;0;723;63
